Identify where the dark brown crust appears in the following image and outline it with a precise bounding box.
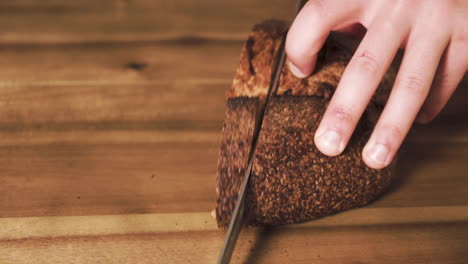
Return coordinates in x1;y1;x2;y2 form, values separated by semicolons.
215;97;258;226
216;20;396;228
228;20;395;107
228;20;287;99
245;95;392;226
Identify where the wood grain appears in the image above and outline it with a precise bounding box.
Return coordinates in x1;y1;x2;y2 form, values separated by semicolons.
1;211;467;263
0;40;242;85
0;82;228;124
0;142;219;217
0;0;293;43
0;0;467;262
0;80;466;218
2;206;468;240
1;140;467;218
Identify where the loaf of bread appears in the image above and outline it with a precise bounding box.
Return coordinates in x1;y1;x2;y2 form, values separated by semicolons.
216;20;397;228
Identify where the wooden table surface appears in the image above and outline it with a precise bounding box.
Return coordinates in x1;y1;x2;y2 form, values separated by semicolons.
0;1;467;263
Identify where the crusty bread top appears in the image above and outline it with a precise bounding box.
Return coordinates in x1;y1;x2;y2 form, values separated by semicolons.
228;20;396;107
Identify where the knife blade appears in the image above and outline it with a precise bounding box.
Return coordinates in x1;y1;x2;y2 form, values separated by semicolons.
217;1;306;263
216;36;286;264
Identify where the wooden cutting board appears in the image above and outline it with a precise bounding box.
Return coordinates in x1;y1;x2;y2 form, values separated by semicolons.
0;1;467;263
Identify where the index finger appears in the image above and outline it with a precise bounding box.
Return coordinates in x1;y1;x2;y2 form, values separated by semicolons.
286;0;363;77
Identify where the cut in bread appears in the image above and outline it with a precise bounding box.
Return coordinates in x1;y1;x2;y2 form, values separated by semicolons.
216;20;396;228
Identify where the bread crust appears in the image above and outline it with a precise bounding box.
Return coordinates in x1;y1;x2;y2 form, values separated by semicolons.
216;20;396;228
216;97;258;226
246;95;392;226
228;20;395;107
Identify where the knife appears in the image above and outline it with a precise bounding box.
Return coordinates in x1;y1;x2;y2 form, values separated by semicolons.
217;2;306;263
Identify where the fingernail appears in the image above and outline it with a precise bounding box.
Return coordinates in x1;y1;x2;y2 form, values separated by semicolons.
316;130;344;156
286;59;307;78
366;143;389;166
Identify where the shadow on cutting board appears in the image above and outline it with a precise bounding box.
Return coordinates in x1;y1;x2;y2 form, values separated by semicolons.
380;74;468;197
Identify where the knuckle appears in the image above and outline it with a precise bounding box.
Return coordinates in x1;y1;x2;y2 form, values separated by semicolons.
433;72;456;90
380;123;404;143
397;72;428;96
304;0;326;14
453;30;468;45
286;0;329;64
403;0;422;6
351;50;380;75
330;105;356;124
302;0;329;21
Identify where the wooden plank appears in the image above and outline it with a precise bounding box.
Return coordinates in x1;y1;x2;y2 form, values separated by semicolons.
2;206;468;240
0;212;218;240
0;130;220;146
0;83;228;124
0;0;294;43
1;212;467;263
371;142;468;208
0;142;219;217
0;40;242;85
234;222;468;264
0;140;467;218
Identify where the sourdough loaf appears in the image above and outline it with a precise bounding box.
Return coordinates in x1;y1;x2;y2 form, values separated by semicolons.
216;20;396;228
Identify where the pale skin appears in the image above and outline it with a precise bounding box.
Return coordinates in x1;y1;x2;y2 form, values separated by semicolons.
285;0;468;169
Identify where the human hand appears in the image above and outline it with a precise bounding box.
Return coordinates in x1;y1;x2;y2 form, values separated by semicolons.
286;0;468;169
